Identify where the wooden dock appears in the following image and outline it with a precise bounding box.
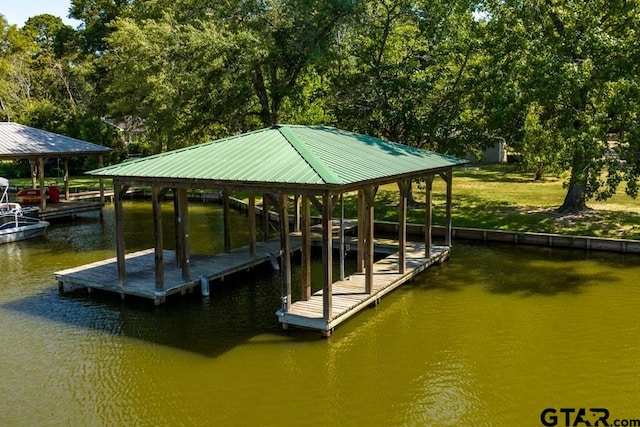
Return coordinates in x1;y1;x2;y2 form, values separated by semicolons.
277;243;449;335
55;238;298;304
38;201;104;220
53;234;402;302
55;233;449;334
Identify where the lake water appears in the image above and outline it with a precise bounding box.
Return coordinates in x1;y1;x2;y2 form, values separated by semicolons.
1;201;639;426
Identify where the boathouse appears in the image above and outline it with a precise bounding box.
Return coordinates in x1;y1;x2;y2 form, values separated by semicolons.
0;122;111;218
56;125;466;336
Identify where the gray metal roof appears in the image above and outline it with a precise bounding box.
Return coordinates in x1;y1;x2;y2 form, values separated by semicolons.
0;122;111;158
90;125;465;190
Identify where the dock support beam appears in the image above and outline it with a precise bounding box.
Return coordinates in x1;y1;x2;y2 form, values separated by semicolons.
293;195;301;232
152;187;164;292
30;160;37;189
363;187;376;294
174;190;182;267
425;174;434;256
279;193;291;312
176;188;190;280
301;195;311;300
398;180;409;274
98;155;105;208
262;193;270;242
223;190;231;253
248;192;256;256
38;157;46;212
114;182;127;285
63;158;70;201
322;192;333;321
438;170;453;247
356;189;365;273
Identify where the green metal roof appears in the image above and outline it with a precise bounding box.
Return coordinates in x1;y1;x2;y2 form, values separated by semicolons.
89;125;466;188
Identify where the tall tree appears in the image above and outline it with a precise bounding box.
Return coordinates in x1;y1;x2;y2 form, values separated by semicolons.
70;0;131;53
102;0;357;152
480;0;640;212
326;0;482;154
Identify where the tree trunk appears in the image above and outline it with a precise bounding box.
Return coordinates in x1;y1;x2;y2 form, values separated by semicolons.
252;65;272;127
558;181;586;213
558;151;588;213
534;163;544;181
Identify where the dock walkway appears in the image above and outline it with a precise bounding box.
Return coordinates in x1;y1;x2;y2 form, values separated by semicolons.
55;238;299;304
39;201;104;220
277;243;449;335
56;236;448;334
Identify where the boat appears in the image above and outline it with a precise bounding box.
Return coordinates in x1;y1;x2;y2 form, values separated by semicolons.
16;184;60;204
0;178;49;244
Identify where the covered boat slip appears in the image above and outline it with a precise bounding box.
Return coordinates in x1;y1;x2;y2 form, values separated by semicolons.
0;122;110;215
278;244;450;335
63;125;465;335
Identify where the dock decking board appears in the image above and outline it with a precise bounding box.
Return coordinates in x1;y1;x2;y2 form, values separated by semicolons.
55;239;300;303
276;244;449;334
55;235;449;333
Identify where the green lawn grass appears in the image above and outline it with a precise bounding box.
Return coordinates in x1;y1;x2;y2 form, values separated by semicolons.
373;164;640;240
8;165;640;240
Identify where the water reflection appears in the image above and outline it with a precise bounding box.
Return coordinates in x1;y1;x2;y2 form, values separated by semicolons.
2;201;640;425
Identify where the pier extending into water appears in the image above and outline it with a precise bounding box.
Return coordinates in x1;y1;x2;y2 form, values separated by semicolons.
278;243;449;336
55;238;296;304
55;232;448;335
68;125;464;336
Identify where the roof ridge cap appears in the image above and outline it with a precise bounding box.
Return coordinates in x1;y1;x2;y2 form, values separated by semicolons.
277;125;342;185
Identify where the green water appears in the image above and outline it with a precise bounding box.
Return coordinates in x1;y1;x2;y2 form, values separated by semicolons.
1;201;639;426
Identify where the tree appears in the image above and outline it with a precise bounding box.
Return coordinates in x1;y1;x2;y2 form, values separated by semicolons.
480;0;640;212
325;0;483;155
101;0;358;152
70;0;131;53
246;0;357;126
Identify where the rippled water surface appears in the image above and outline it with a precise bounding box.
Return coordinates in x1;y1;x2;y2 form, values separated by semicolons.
1;201;639;426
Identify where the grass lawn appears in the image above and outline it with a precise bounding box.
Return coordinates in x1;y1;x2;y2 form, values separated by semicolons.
369;164;640;240
7;165;640;240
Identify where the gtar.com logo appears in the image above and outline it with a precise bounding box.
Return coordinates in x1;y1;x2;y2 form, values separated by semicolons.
540;408;640;427
541;408;610;426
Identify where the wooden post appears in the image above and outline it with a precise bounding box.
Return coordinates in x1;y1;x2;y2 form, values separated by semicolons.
279;193;291;311
322;192;333;321
114;181;126;285
398;180;409;274
178;188;190;281
38;157;46;212
30;160;37;189
174;189;182;267
98;155;105;208
364;187;375;294
425;174;434;256
301;195;311;300
248;192;256;256
262;193;269;242
339;193;345;281
152;187;164;292
223;190;231;253
293;195;301;232
356;189;365;273
63;158;70;201
445;170;453;247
